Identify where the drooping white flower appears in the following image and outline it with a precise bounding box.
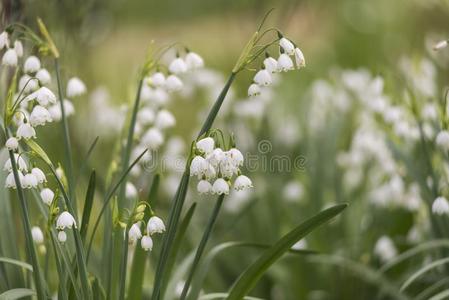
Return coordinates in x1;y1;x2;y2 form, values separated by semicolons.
155;109;176;129
22;173;38;189
147;216;165;235
204;164;217;180
5;171;23;189
212;178;230;195
436;131;449;151
190;156;209;177
374;236;397;262
48;100;75;122
141;235;153;251
14;41;23;57
196;137;215;155
2;49;18;66
141;127;164;150
294;47;305;68
17;123;36;140
432;196;449;215
66;77;86;98
434;40;448;51
185;52;204;69
24;56;41;73
277;53;294;72
56;211;77;230
206;148;225;167
283;180;304;202
150;72;166;87
264;56;278;73
4;154;28;172
279;37;295;55
165;75;183;92
253;69;272;86
36;69;51;85
58;231;67;243
137;107;155;125
248;83;261;97
55;167;64;180
5;137;18;151
197;180;212;194
228;148;244;166
169;57;188;74
129;223;142;244
31;168;46;184
19;75;39;94
30;105;52;127
234;175;253;191
126;182;138;199
32;226;44;244
0;31;8;50
27;87;57;106
40;188;54;205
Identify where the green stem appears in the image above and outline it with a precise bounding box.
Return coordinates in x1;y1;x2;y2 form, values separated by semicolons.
7;150;46;299
118;227;129;300
180;195;224;299
54;58;76;216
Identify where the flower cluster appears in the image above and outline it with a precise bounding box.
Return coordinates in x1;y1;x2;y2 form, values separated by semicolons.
248;35;305;98
190;135;253;195
128;216;166;251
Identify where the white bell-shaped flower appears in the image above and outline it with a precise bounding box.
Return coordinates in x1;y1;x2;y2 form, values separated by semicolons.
14;41;23;57
4;154;28;172
196;137;215;155
17;123;36;140
248;83;261;97
141;235;153;251
40;188;54;205
30;105;52;127
32;226;44;244
137;107;155;125
436;131;449;151
126;182;138;199
185;52;204;69
24;56;41;73
434;40;448;51
165;75;183;92
169;57;188;74
58;231;67;243
19;75;39;94
36;69;51;86
263;56;278;73
26;87;57;106
5;137;18;151
141;127;164;150
2;49;18;66
129;223;143;244
279;37;295;55
206;148;225;168
204;164;217;180
228;148;244;166
22;173;38;189
197;180;212;194
294;47;305;68
150;72;166;87
66;77;86;98
432;196;449;215
277;53;294;72
0;31;8;50
212;178;230;195
155;109;176;129
234;175;253;191
5;171;23;189
147;216;165;235
31;168;46;184
253;69;272;86
190;156;209;177
56;211;77;230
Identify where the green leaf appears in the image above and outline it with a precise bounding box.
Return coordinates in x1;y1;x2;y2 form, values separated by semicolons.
0;258;32;272
200;293;263;300
429;289;449;300
226;204;347;300
127;175;160;300
4;70;18;126
400;257;449;292
80;170;96;242
25;139;52;166
0;288;35;300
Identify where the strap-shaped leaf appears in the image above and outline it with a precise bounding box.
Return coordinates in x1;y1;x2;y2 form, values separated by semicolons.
0;288;36;299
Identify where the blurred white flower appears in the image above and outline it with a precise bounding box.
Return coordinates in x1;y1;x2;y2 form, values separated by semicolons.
66;77;86;98
254;69;272;86
212;178;230;195
155;109;176;129
283;180;304;202
40;188;54;205
36;69;51;85
277;53;294;72
4;154;28;172
58;231;67;243
196;137;215;155
137;107;156;125
31;168;46;184
197;180;212;194
17;123;36;140
248;83;261;97
432;196;449;215
5;171;23;189
165;75;183;92
56;211;77;230
22;173;38;189
141;127;164;150
30;105;52;127
185;51;204;69
433;39;448;51
150;72;166;87
28;87;57;107
436;131;449;151
374;236;397;262
294;47;305;68
0;31;8;49
263;56;278;73
147;216;165;235
126;182;138;199
2;49;18;66
291;239;307;250
14;41;23;57
5;137;18;151
279;37;295;55
169;57;188;74
19;75;39;94
141;235;153;251
129;223;142;244
24;56;41;73
31;226;44;244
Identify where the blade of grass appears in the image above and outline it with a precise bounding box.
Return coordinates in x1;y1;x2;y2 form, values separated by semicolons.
80;170;96;242
127;175;160;300
180;195;225;299
415;278;449;300
0;258;32;272
200;293;263;300
0;288;36;299
76;136;99;184
226;204;347;300
118;227;129;300
400;257;449;292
